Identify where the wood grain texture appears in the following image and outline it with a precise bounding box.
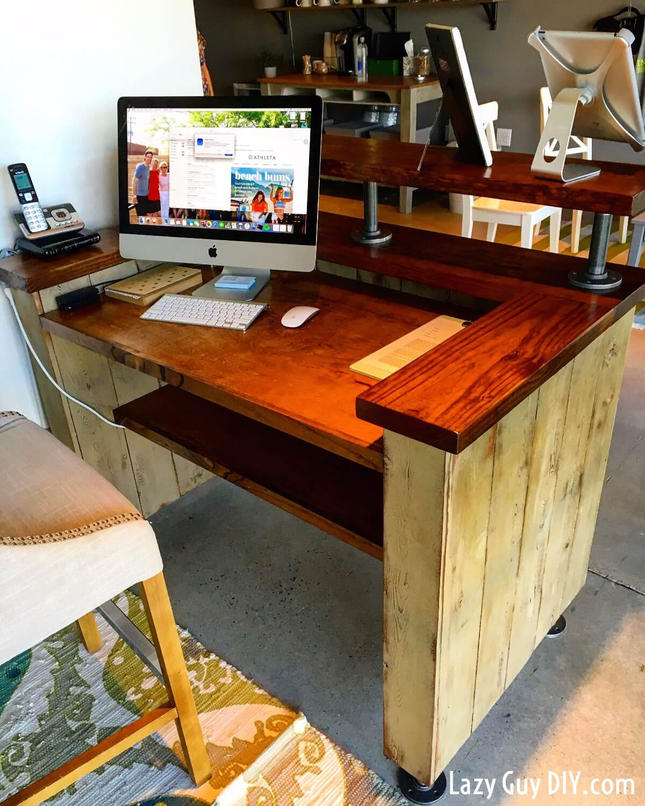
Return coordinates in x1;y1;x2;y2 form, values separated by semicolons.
357;294;638;453
433;429;496;775
317;213;645;305
109;361;183;517
9;288;76;451
505;362;573;685
561;313;633;605
49;334;142;507
42;272;445;468
383;315;633;784
140;572;212;786
115;385;384;555
471;392;536;728
77;612;102;654
322;136;645;216
0;229;121;292
382;430;446;781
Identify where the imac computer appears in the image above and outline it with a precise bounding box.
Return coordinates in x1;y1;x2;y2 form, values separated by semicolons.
424;24;493;168
118;96;323;300
529;27;645;183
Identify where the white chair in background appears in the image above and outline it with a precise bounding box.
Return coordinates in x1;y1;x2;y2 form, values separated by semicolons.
539;87;629;253
461;101;562;252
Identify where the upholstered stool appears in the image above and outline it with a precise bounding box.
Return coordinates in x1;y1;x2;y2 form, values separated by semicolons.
0;412;211;804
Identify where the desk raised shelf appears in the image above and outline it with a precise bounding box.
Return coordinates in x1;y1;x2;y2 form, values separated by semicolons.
321;135;645;216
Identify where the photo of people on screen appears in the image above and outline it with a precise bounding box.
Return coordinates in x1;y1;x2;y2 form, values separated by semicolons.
126;106;311;234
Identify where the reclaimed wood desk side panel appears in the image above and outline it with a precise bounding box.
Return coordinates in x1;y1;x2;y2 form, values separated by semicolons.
382;314;632;784
321;136;645;217
35;269;211;515
115;385;384;559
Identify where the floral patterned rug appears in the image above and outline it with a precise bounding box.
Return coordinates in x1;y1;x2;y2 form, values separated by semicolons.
0;592;407;805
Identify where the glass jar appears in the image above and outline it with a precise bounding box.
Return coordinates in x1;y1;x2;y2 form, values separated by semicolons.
415;49;431;78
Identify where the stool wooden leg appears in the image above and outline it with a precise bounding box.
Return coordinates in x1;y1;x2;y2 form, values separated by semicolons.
571;209;583;254
77;612;102;653
618;215;629;244
139;572;211;786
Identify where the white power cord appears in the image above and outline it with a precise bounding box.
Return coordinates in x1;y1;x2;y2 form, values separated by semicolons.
3;286;125;429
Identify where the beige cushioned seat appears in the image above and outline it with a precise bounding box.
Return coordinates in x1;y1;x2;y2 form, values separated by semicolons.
0;412;163;664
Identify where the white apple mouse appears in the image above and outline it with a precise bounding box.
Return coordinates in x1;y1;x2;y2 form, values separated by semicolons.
281;306;320;328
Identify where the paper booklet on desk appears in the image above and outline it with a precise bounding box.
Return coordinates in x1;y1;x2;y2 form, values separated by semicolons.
104;265;202;307
350;315;468;380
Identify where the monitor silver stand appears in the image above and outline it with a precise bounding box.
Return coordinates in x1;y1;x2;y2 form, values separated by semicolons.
191;266;271;302
531;87;601;183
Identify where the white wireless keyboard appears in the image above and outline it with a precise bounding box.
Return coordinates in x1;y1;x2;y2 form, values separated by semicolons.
141;294;267;332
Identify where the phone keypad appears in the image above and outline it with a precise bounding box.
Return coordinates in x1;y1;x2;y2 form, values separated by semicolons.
23;202;48;233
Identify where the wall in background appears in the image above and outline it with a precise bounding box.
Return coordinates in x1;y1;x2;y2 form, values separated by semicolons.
0;0;203;423
195;0;645;163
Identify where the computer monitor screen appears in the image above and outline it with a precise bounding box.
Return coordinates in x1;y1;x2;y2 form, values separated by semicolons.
118;96;323;272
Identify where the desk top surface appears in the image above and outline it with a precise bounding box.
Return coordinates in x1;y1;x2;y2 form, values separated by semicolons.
40;214;645;457
42;271;450;470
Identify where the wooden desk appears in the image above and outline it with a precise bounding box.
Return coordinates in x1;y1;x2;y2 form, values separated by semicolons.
2;215;639;791
3;128;644;794
261;75;442;214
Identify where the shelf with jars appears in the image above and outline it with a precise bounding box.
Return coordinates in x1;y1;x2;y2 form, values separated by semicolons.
254;0;503;36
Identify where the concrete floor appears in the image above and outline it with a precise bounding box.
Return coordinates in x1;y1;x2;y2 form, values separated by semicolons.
151;328;645;805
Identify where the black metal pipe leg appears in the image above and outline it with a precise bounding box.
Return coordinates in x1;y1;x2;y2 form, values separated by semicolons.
547;614;567;637
398;769;447;803
568;212;622;291
352;181;392;246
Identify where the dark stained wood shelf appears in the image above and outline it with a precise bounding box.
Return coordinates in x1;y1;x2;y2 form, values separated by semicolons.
115;385;384;558
0;229;121;293
317;214;645;304
321;136;645;217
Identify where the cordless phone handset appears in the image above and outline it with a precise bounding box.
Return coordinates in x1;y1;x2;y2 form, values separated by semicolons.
7;163;49;234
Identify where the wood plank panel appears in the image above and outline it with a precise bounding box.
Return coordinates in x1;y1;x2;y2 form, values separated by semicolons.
472;392;537;728
383;430;447;781
535;337;605;638
172;453;213;497
433;428;495;775
562;313;633;604
8;288;76;451
49;335;141;508
109;361;182;517
505;362;573;685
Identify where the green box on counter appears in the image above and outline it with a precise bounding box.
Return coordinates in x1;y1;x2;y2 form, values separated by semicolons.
367;58;400;77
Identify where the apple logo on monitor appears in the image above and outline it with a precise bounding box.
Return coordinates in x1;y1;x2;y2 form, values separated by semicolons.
208;246;218;258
